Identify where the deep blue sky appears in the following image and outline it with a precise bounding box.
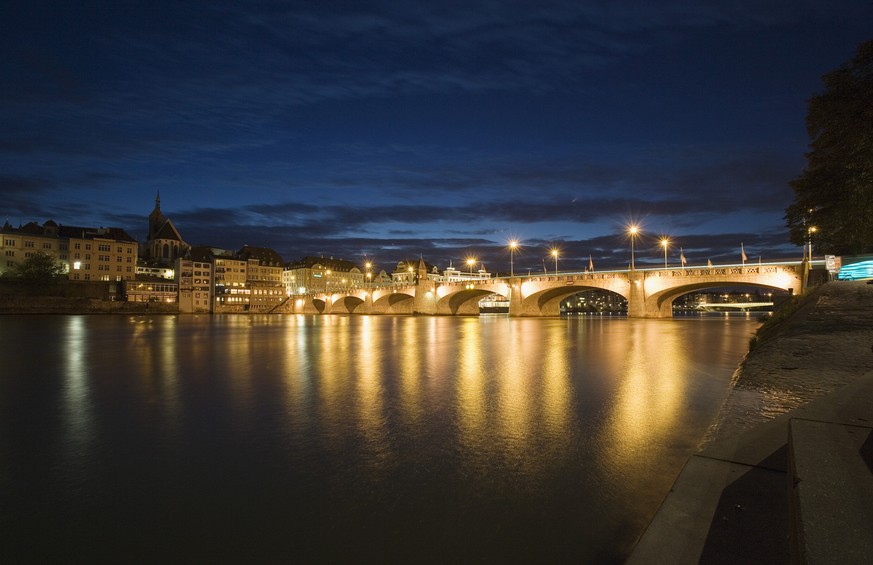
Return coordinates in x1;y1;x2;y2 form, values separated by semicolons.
3;1;871;274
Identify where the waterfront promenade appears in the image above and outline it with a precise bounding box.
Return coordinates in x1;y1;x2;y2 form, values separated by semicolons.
628;281;873;563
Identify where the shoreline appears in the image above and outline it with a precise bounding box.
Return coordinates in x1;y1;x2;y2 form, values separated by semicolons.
705;281;873;446
629;280;873;563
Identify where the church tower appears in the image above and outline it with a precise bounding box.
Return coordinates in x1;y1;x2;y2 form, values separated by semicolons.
144;192;188;266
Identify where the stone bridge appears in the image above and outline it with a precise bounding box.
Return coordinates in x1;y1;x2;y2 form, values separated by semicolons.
279;260;809;318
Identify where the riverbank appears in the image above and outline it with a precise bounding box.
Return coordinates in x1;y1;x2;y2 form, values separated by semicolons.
628;280;873;563
707;280;873;443
0;294;177;314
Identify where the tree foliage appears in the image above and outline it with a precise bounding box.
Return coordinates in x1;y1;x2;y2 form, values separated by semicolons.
11;251;67;284
786;38;873;255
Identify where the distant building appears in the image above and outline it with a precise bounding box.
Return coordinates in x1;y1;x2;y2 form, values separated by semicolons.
283;256;364;294
392;259;441;284
211;248;249;309
143;192;188;267
442;262;490;281
175;256;213;313
124;278;178;304
1;219;137;282
239;245;284;310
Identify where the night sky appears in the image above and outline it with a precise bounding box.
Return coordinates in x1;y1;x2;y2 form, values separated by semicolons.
4;1;872;274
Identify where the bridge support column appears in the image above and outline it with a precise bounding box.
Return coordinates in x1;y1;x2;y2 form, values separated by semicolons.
413;259;436;315
627;270;648;318
508;277;523;317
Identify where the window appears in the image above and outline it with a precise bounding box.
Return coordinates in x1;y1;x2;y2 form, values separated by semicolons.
74;242;81;250
98;244;110;252
4;251;12;257
42;243;52;249
24;241;34;248
3;239;15;246
85;244;91;250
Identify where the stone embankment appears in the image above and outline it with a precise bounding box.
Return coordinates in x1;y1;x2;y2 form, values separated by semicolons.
0;295;177;314
628;281;873;564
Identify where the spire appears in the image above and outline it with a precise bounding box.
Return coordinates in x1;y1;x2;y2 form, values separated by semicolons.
155;191;161;211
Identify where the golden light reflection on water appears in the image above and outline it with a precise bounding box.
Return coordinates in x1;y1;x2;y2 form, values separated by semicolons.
398;317;425;427
5;314;761;563
61;316;94;458
456;318;486;446
355;315;386;454
605;321;688;477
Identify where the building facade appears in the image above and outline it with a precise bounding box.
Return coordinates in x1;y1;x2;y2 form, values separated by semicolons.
283;256;364;295
175;257;213;313
1;220;137;281
239;245;284;311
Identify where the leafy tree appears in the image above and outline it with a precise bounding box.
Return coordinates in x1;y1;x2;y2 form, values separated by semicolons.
786;38;873;255
11;251;67;284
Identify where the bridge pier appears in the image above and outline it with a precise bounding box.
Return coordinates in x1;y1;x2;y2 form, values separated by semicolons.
627;270;654;318
413;259;437;315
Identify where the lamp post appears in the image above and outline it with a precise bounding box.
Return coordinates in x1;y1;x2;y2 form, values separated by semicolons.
466;257;476;276
629;225;639;270
808;226;817;261
364;261;372;288
508;240;519;277
660;237;669;269
550;248;559;275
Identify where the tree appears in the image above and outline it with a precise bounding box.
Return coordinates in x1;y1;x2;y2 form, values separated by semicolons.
786;38;873;256
11;251;67;284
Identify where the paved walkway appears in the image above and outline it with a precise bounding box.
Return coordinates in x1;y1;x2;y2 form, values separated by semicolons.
627;281;873;564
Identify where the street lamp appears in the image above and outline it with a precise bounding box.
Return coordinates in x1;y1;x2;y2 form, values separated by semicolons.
808;226;817;261
628;225;639;270
466;257;476;276
508;239;519;277
550;248;559;275
364;261;372;287
660;237;669;269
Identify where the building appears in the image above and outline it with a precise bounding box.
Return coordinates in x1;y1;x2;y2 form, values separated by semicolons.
1;220;137;282
212;249;249;310
175;256;213;313
63;225;138;282
391;259;442;284
238;245;284;310
283;256;364;294
441;262;491;282
135;265;175;280
124;278;178;303
1;220;63;277
143;193;188;267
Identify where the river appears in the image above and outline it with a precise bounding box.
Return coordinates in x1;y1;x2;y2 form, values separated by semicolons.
0;313;759;563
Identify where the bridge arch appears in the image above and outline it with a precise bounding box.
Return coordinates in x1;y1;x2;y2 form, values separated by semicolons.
372;290;414;314
434;287;500;315
331;294;366;314
520;284;630;316
646;281;794;317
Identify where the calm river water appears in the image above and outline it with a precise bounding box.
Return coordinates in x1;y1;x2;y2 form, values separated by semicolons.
0;314;758;563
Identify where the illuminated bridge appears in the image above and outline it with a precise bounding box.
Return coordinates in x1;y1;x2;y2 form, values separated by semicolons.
279;259;816;318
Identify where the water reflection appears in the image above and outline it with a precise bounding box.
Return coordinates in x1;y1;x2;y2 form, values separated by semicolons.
0;314;759;563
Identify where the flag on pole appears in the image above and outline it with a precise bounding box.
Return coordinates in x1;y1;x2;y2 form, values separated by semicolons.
680;248;687;267
707;259;713;268
741;243;747;264
589;255;594;272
